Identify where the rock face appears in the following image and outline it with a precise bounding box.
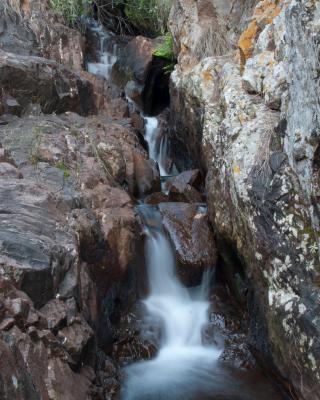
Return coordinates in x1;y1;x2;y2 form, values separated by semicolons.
112;35;170;114
0;12;159;396
0;0;85;70
0;108;150;396
169;0;320;397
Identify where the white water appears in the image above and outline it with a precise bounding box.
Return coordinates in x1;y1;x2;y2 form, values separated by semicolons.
122;207;221;399
144;116;170;176
87;23;117;79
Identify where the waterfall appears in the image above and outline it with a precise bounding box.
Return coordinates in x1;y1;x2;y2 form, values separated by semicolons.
120;84;224;398
122;205;221;400
144;117;169;176
87;22;117;79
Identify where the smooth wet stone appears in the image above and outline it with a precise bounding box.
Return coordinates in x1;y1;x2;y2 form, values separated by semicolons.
133;153;161;197
159;203;217;285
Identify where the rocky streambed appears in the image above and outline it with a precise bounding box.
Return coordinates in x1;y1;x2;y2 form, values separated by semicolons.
0;0;319;399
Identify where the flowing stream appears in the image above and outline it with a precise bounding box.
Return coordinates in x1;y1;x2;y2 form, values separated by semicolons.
87;21;117;79
144;117;169;176
122;203;221;400
87;22;289;400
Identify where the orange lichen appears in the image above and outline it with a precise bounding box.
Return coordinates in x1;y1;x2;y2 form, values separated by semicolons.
238;20;260;71
238;0;284;72
233;165;241;174
202;70;213;82
21;0;30;14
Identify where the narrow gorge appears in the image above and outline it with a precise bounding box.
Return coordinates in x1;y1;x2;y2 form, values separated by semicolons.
0;1;319;400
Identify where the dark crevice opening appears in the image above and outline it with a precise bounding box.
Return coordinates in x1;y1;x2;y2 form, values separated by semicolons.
142;56;171;116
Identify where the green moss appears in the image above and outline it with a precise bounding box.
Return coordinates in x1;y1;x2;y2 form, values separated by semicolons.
55;162;71;178
153;33;175;73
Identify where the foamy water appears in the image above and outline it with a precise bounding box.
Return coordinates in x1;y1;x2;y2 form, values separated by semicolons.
144;116;169;176
122;206;221;399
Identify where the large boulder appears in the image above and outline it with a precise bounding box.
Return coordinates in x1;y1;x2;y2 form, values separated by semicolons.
165;169;204;203
0;50;96;115
169;0;320;397
133;153;161;197
112;35;170;113
159;203;217;285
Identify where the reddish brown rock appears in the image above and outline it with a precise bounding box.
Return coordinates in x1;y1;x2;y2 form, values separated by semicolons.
144;192;171;205
0;50;96;115
159;203;217;285
134;153;161;197
40;299;68;332
58;318;94;363
0;162;22;179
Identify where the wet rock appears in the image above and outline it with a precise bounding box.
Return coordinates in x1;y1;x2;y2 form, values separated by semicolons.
112;303;159;365
134;153;161;197
159;203;217;285
125;80;144;107
144;192;171;205
165;170;204;203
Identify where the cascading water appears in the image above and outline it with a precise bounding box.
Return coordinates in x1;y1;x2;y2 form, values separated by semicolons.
87;22;117;79
144;117;169;176
122;205;221;400
85;22;289;400
121;100;286;400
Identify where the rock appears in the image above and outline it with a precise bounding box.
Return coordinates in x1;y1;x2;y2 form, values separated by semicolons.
0;0;85;70
169;0;320;396
169;0;257;68
159;203;217;285
133;153;161;197
0;93;22;116
165;169;204;203
97;142;126;184
238;0;283;70
0;330;93;400
118;36;158;85
125;80;144;106
40;299;68;332
144;192;171;205
0;162;22;178
0;50;96;115
58;318;94;363
0;318;15;331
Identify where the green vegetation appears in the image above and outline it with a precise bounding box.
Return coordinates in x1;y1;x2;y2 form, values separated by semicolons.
153;33;175;73
55;162;71;178
50;0;91;24
94;0;172;36
123;0;172;36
